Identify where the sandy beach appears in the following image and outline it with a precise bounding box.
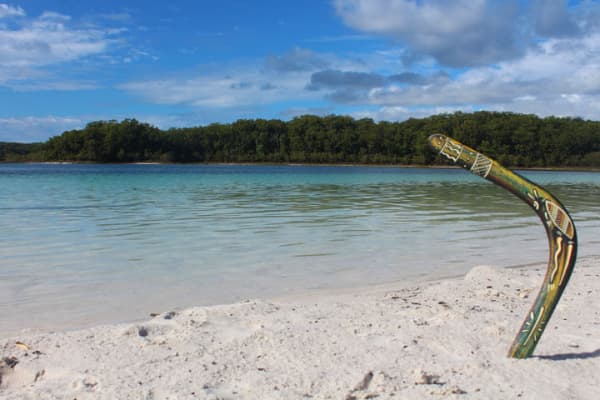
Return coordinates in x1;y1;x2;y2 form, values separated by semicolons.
1;257;599;399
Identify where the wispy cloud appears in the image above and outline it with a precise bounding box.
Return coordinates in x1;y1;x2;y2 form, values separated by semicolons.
306;34;374;43
121;47;364;110
1;113;215;142
7;80;98;91
351;105;478;122
95;12;132;22
0;5;128;88
0;11;115;68
0;116;85;142
0;3;25;18
122;68;316;109
265;47;331;72
279;106;335;119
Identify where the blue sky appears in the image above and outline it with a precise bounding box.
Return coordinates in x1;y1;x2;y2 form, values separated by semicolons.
1;0;600;142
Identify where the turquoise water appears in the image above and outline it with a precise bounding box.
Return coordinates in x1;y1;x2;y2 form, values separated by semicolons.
1;163;600;336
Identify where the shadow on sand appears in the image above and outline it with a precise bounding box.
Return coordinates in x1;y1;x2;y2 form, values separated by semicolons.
536;348;600;361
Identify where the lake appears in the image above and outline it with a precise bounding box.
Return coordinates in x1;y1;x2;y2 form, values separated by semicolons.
1;163;599;336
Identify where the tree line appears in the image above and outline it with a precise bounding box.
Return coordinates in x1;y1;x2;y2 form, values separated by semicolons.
2;111;600;167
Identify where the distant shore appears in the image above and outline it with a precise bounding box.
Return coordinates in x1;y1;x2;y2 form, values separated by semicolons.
4;160;599;172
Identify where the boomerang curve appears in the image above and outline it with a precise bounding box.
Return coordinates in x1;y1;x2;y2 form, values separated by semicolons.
427;134;578;359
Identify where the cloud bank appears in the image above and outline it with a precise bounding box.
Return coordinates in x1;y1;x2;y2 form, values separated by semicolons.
333;0;524;67
120;1;600;124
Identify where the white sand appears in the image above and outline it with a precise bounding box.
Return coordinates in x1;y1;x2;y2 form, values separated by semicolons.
2;258;600;399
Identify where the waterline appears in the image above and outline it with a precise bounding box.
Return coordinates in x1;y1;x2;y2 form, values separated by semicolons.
1;164;599;336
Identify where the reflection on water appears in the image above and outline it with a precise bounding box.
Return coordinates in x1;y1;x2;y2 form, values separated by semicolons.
1;164;599;336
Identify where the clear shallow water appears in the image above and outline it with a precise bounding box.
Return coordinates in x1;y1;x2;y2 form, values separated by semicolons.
1;163;600;336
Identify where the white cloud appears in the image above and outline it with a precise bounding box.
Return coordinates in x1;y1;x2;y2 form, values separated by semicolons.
1;113;215;142
122;48;366;110
89;2;600;129
279;106;335;119
0;6;126;87
0;116;85;142
308;24;600;122
121;25;600;123
7;80;98;91
352;105;477;122
0;3;24;18
333;0;523;67
265;47;331;72
123;69;318;109
306;34;374;43
333;0;600;68
531;0;579;37
0;12;113;68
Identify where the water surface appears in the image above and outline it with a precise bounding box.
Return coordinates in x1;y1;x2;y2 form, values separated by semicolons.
1;164;599;337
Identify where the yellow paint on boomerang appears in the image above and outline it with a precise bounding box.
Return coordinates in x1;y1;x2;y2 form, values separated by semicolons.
427;134;578;359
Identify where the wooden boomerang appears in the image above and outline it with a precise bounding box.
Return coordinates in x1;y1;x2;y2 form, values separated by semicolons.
427;134;578;359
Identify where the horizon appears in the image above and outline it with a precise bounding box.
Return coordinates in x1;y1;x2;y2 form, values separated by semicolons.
2;1;600;142
4;110;596;145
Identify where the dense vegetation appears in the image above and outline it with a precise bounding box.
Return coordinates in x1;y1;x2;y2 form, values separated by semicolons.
2;111;600;167
0;142;45;162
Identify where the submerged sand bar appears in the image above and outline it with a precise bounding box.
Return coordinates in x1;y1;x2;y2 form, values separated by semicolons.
1;258;600;399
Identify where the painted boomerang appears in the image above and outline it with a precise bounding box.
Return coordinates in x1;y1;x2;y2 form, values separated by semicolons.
427;134;577;359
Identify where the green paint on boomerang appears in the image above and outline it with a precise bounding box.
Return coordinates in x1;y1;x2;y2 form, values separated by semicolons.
427;134;578;359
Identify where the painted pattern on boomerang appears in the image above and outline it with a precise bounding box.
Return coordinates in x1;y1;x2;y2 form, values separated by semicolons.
427;134;577;359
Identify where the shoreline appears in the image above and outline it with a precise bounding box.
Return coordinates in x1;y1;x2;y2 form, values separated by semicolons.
3;255;600;341
4;160;600;172
2;258;600;399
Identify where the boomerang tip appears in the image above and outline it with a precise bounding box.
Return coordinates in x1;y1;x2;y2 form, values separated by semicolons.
427;134;447;151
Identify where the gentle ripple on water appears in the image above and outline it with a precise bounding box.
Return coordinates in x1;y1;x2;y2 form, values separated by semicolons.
1;163;599;336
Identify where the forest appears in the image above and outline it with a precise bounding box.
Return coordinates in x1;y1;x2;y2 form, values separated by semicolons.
2;111;600;167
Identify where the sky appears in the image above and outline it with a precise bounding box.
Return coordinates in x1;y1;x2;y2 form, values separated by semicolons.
1;0;600;142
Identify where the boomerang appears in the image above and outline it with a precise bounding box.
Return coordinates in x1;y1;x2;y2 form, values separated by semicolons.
427;134;577;359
